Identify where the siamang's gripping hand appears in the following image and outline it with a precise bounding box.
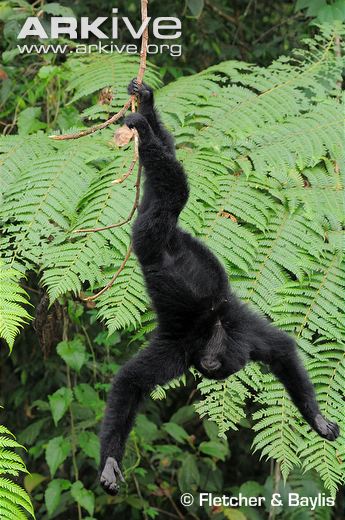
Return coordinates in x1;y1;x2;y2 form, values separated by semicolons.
124;112;154;144
100;456;125;496
128;78;154;106
313;414;340;441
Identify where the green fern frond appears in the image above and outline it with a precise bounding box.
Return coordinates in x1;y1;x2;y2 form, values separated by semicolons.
65;53;162;122
151;374;187;401
0;425;34;518
0;262;31;351
195;376;249;438
0;28;344;494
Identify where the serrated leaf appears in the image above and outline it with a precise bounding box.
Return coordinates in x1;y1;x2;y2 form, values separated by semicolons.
45;436;71;477
71;480;95;516
78;431;100;465
57;338;87;372
48;387;73;425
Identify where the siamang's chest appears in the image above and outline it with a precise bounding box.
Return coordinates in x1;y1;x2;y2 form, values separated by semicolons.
161;249;222;299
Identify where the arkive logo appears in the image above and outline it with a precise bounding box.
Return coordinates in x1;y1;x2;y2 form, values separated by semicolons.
17;8;181;40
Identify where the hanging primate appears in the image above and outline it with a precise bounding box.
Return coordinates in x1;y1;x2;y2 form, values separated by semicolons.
99;79;339;495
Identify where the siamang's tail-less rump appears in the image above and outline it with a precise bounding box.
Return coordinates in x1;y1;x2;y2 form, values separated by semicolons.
99;80;339;495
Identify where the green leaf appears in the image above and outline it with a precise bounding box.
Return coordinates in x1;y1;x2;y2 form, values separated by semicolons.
17;107;46;135
24;473;46;493
74;384;104;417
48;387;73;425
170;405;196;425
162;423;189;444
57;338;87;372
177;454;200;492
239;480;263;497
78;431;100;465
223;509;247;520
45;479;71;517
135;414;159;442
199;441;228;461
203;420;220;441
45;436;71;477
187;0;204;18
42;2;75;17
71;480;95;516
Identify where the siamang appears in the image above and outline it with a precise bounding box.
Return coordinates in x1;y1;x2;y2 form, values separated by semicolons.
99;79;339;495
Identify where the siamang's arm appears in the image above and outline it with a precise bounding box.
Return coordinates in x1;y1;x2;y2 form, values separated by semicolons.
128;79;175;155
249;318;339;440
99;340;188;495
124;111;189;266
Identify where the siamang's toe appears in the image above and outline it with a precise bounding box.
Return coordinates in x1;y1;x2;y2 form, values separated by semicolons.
100;457;125;496
314;414;340;441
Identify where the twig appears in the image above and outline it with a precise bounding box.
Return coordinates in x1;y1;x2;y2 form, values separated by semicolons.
334;34;342;92
49;99;132;140
111;97;139;185
133;473;148;520
83;244;132;301
154;509;180;520
204;0;236;24
253;12;302;44
268;461;281;520
162;489;184;520
137;0;149;84
69;0;149;299
50;1;148;142
73;164;142;234
62;309;82;520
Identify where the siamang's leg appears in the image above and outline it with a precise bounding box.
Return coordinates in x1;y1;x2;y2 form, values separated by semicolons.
124;112;189;266
127;78;175;155
99;339;188;495
249;320;339;440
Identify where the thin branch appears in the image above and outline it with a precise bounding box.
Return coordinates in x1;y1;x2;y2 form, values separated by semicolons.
73;164;142;234
137;0;149;84
253;12;302;44
204;0;236;24
62;0;149;300
111;97;139;185
83;244;132;301
49;99;132;140
50;1;149;141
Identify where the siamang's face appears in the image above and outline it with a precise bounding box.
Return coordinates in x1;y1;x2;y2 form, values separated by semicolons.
193;329;248;380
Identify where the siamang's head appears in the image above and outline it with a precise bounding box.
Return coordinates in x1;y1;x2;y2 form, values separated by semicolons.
193;320;248;380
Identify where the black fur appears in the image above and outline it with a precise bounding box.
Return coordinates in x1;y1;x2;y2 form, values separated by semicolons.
99;79;339;495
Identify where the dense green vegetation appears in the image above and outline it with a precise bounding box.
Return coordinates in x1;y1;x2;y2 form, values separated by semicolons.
0;1;344;519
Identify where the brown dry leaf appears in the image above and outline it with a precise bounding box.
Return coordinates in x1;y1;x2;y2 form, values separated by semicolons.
218;210;238;223
99;87;113;105
0;68;8;80
114;125;135;147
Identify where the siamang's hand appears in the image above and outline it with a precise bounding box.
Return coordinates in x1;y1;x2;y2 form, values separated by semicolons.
313;414;339;441
100;457;125;495
127;78;153;102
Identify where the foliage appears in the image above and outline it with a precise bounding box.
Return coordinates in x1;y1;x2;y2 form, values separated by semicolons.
0;2;344;516
0;422;34;519
0;24;344;504
0;261;31;351
1;305;338;519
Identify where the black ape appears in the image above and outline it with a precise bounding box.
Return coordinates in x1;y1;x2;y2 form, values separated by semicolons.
99;80;339;495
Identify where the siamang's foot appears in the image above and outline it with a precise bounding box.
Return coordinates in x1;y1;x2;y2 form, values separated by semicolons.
100;457;125;495
313;414;339;441
127;78;153;103
124;113;153;142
